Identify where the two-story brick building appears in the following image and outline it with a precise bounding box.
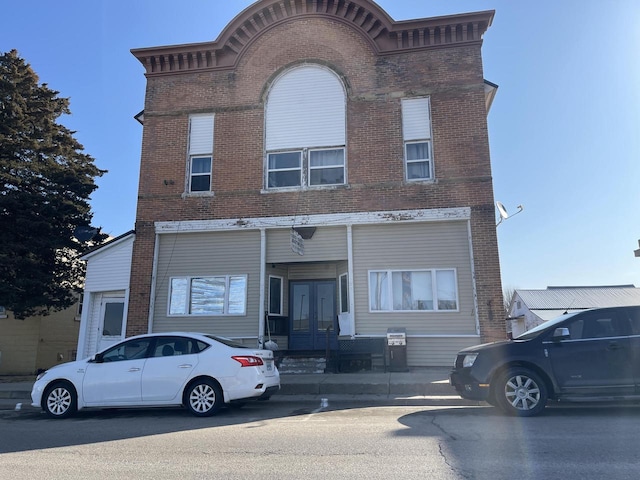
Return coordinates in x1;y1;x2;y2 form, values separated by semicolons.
78;0;504;367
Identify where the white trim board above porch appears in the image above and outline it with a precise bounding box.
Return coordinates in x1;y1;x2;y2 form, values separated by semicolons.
154;207;472;234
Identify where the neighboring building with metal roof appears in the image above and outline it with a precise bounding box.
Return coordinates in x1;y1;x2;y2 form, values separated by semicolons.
507;285;640;337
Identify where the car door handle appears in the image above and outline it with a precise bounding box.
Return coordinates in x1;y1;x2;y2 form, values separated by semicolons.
129;367;141;372
607;342;622;351
179;364;193;369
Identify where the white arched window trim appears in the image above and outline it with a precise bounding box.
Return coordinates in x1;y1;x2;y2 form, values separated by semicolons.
265;65;347;189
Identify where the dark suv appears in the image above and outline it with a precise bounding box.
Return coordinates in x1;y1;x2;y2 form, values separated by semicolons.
450;306;640;416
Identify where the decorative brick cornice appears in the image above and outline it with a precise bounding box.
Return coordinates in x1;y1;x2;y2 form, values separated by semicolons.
131;0;494;76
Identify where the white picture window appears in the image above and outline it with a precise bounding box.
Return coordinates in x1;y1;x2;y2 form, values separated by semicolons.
369;269;458;312
169;275;247;316
188;114;214;193
402;97;433;181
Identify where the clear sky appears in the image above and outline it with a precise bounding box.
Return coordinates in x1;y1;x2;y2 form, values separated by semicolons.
3;0;639;291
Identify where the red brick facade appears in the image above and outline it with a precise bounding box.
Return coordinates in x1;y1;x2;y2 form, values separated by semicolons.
129;0;505;342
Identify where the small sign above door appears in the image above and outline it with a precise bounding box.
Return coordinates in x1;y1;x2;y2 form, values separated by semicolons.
291;228;304;256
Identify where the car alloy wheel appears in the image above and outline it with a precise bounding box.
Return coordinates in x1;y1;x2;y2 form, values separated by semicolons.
496;368;548;417
43;382;77;419
185;379;223;417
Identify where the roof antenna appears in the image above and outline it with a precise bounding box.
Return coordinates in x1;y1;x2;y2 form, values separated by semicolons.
496;202;524;227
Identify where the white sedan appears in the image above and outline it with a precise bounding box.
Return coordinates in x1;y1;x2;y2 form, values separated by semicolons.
31;332;280;418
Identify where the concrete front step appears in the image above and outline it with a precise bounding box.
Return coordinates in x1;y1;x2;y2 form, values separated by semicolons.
277;357;327;374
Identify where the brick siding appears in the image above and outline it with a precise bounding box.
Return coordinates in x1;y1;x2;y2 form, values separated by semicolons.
128;9;504;342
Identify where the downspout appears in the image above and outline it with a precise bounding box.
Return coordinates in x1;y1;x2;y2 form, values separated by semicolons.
258;228;266;348
147;232;161;334
467;220;480;335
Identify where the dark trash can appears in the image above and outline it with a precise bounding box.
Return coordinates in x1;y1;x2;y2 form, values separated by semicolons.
387;328;408;372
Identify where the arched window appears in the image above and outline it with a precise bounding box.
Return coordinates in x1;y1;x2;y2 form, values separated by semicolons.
265;65;346;189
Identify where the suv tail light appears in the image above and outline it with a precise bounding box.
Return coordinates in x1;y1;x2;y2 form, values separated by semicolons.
232;356;264;367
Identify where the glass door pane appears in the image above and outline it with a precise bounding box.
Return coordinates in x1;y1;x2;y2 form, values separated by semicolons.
292;284;310;332
316;283;335;332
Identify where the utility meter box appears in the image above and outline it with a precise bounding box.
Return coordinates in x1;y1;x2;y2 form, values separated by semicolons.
386;328;408;372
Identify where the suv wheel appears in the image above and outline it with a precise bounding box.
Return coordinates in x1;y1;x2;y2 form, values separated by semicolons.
495;368;548;417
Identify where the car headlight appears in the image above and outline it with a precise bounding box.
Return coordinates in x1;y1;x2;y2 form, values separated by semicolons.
462;353;478;368
35;371;48;381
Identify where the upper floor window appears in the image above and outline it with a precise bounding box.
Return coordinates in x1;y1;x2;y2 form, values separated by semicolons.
188;114;214;193
265;65;346;190
267;148;345;188
402;97;433;181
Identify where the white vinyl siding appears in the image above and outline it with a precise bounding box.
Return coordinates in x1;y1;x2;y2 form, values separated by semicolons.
408;337;482;367
83;237;134;292
401;97;432;181
188;114;214;192
266;227;347;263
402;97;431;140
266;65;345;151
189;114;214;155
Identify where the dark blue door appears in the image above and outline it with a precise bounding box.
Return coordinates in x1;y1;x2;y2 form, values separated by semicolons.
289;280;337;351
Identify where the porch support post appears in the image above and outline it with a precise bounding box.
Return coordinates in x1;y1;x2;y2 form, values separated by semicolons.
467;220;480;335
258;228;266;348
347;224;355;317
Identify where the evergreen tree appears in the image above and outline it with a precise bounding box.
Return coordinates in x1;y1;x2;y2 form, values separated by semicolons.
0;50;106;319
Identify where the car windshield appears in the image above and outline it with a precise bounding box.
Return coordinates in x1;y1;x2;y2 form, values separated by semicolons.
205;335;250;349
514;311;581;340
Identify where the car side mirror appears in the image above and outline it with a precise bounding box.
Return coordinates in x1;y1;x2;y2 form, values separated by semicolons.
553;327;570;341
93;353;104;363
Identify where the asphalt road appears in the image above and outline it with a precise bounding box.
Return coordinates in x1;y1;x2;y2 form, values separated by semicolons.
1;400;640;479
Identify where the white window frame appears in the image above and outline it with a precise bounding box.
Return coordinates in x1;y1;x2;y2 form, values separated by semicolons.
308;147;346;187
402;97;433;182
368;268;459;313
268;275;284;316
168;275;247;316
267;150;303;188
189;156;212;193
266;147;346;190
404;141;432;181
187;114;214;194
